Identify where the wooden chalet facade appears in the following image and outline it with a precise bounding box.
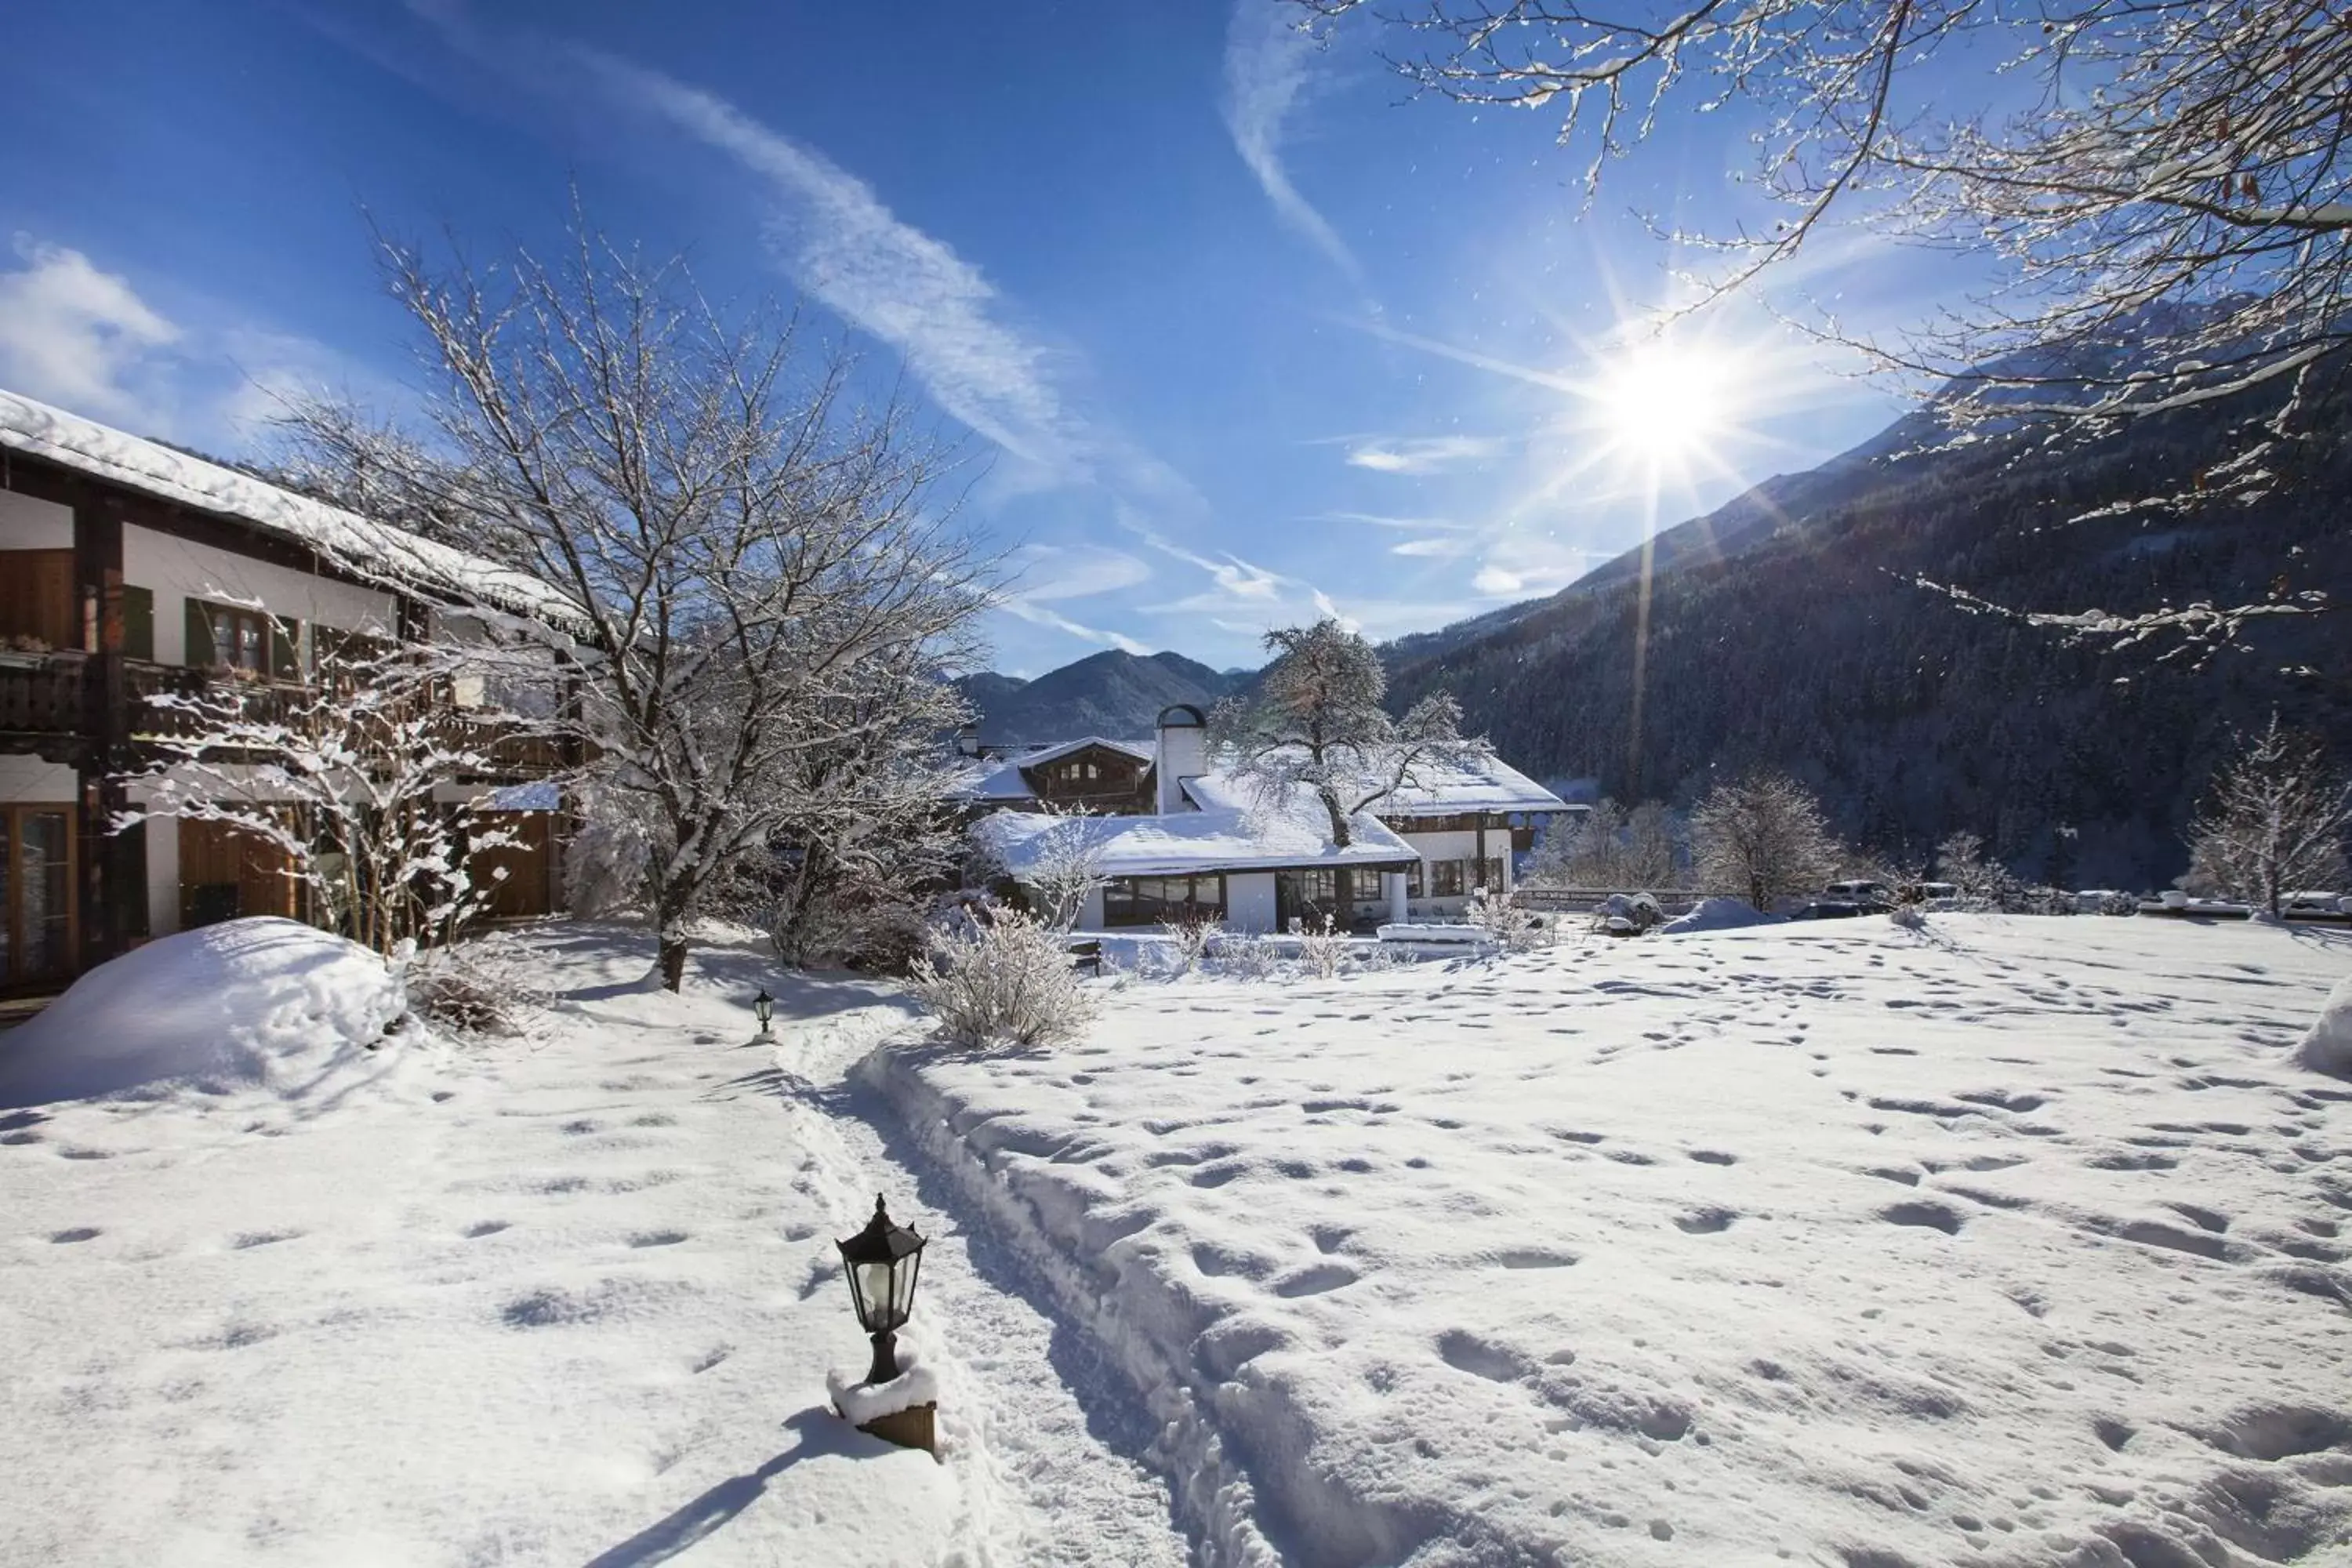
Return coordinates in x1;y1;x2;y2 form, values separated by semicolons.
0;391;572;996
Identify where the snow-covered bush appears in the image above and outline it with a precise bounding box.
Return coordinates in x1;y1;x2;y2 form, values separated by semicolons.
1591;892;1665;935
1889;904;1928;932
1210;931;1283;980
1163;918;1221;975
1467;889;1552;953
1295;916;1347;978
908;910;1097;1048
404;933;555;1037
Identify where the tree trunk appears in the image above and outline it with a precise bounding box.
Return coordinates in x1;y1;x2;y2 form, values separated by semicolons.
655;881;691;993
1319;788;1353;848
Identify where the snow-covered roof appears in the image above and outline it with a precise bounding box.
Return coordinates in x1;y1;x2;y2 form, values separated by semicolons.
955;736;1156;802
1181;750;1571;818
0;390;586;630
974;783;1417;880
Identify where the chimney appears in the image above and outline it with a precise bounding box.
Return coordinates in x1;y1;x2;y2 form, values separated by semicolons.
1155;704;1207;813
954;722;982;759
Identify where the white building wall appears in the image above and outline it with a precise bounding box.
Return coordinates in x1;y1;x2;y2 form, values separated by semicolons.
0;489;74;548
1225;872;1277;934
0;755;77;803
146;815;180;938
125;522;397;665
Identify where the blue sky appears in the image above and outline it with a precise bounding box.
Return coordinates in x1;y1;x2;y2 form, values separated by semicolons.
0;1;1954;674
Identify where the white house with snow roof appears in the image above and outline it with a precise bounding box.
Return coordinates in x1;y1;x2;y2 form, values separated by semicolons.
962;703;1581;933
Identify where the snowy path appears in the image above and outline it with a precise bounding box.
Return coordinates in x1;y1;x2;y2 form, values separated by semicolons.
0;926;1185;1568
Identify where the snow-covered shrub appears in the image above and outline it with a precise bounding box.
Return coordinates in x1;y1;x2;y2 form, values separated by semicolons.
908;910;1098;1048
1591;892;1665;935
1888;903;1928;932
1295;916;1347;978
1163;918;1221;975
1210;931;1282;980
404;933;556;1038
1467;889;1552;953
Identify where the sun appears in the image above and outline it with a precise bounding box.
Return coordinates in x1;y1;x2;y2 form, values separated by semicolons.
1592;338;1738;465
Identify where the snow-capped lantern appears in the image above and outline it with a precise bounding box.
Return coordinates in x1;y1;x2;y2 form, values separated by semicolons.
837;1194;926;1385
752;987;774;1035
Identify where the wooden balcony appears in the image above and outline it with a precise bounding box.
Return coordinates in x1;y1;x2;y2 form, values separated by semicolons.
0;655;569;784
0;652;85;738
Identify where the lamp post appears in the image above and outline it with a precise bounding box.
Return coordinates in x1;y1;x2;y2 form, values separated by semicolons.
836;1193;926;1385
752;988;774;1036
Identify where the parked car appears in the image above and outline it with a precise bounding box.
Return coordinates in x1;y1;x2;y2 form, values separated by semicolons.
2283;890;2351;917
1824;879;1893;909
1915;880;1958;905
1790;900;1868;921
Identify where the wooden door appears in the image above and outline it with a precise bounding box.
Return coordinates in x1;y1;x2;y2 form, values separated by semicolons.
179;817;299;929
1;805;78;985
475;811;551;919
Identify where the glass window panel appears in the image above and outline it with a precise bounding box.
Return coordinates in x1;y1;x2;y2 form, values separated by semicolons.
855;1260;898;1328
0;811;10;978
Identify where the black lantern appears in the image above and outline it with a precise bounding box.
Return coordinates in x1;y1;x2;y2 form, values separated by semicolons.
753;988;774;1035
837;1193;926;1384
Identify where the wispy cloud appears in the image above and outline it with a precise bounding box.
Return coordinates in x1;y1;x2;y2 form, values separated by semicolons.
1391;537;1469;558
0;236;374;448
585;53;1096;484
1308;510;1475;532
1344;434;1509;475
1221;0;1364;292
0;238;181;425
996;597;1152;656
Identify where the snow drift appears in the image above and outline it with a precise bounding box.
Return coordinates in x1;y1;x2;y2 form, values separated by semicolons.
2296;975;2352;1078
0;918;406;1107
1659;895;1784;934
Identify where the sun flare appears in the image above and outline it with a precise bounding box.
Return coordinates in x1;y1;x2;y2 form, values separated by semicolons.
1594;339;1738;464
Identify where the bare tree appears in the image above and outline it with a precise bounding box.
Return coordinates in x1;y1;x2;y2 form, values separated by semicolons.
762;648;974;969
124;631;549;956
289;213;990;990
2182;717;2351;915
1213;619;1484;848
1935;829;2020;910
1525;797;1685;888
1690;772;1842;910
1018;805;1111;932
1304;0;2348;650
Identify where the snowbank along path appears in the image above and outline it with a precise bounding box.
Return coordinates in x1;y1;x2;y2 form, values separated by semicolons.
868;915;2352;1567
0;924;1185;1567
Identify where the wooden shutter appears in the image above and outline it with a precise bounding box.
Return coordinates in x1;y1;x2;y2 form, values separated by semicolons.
184;599;214;668
270;617;302;681
122;586;154;662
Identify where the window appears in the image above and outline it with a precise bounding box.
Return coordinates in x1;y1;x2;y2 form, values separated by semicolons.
1430;858;1465;898
186;601;300;679
1102;873;1225;927
1406;862;1425;898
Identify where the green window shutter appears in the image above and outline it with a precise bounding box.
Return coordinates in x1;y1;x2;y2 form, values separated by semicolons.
184;599;213;668
270;617;302;681
122;586;154;662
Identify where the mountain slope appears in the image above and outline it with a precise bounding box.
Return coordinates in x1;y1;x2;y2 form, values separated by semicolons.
1385;383;2352;888
956;650;1244;745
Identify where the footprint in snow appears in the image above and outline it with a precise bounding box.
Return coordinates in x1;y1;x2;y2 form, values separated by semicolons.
48;1227;100;1243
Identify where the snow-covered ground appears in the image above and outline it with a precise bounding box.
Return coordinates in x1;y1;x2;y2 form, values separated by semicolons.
0;923;1184;1568
870;914;2352;1566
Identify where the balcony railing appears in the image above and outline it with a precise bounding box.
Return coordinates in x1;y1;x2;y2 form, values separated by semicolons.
0;655;569;781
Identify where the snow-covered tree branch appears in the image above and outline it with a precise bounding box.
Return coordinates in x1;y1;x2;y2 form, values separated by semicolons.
285;209;993;989
1304;0;2351;652
120;631;550;956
